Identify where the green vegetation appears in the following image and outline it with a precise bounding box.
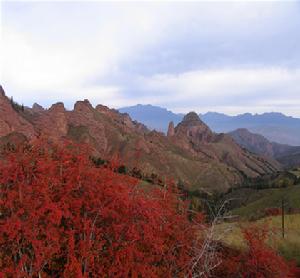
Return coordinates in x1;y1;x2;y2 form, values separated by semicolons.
67;125;90;141
231;185;300;219
10;96;24;113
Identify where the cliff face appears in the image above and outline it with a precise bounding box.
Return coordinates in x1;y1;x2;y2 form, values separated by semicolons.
0;87;281;192
33;102;68;139
171;112;214;151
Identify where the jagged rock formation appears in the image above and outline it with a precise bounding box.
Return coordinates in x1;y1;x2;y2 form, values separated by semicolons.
0;87;281;192
32;103;44;113
171;112;214;150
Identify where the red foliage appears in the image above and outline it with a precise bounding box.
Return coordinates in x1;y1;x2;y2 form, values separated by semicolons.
215;225;298;278
264;207;282;217
241;226;295;278
0;139;202;277
0;139;298;277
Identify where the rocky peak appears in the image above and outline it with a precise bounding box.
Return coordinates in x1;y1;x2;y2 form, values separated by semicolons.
167;121;175;137
180;112;211;130
49;102;66;113
182;112;201;124
176;112;212;134
74;99;93;113
32;103;45;113
174;111;214;149
96;104;110;114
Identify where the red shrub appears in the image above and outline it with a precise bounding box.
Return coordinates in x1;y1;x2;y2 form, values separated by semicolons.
264;207;282;217
0;139;202;277
0;139;298;277
241;226;293;278
215;225;298;278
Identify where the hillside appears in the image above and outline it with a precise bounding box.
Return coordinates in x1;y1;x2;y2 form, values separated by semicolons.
229;128;300;168
224;186;300;219
217;214;300;266
0;86;280;192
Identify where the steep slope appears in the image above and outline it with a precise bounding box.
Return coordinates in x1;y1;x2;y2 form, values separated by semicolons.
229;128;275;157
0;87;281;192
229;128;300;168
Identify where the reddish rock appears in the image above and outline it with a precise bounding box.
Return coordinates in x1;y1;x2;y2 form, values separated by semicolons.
167;121;175;137
0;86;35;139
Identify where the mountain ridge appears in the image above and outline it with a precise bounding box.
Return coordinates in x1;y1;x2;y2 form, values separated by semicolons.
229;128;300;169
119;104;300;145
0;86;281;192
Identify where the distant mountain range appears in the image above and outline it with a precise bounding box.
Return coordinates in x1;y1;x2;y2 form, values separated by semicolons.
118;104;184;132
119;105;300;146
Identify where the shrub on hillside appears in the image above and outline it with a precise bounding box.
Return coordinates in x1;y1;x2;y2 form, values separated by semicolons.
0;139;206;277
0;139;297;277
214;225;298;277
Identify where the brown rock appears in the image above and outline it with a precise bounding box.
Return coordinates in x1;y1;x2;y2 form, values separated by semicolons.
167;121;175;137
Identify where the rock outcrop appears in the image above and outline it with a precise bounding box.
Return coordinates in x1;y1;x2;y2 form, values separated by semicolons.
167;121;175;137
173;112;214;150
33;102;68;138
32;103;44;113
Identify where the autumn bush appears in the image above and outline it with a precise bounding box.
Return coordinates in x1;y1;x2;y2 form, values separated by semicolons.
214;225;298;278
0;138;298;277
0;139;206;277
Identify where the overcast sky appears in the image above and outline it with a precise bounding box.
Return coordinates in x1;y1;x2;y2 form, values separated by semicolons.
1;1;300;116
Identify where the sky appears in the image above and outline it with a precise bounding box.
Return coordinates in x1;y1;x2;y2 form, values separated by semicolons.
1;1;300;116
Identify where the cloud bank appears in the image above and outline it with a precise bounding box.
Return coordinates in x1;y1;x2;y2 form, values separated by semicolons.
1;1;300;116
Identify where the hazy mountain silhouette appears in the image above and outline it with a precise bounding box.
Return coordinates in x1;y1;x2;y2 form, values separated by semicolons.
119;105;300;146
118;104;184;132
